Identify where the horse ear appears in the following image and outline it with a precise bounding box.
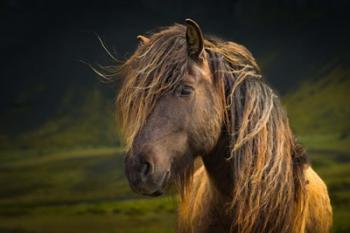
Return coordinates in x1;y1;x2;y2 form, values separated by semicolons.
185;19;204;60
137;35;150;45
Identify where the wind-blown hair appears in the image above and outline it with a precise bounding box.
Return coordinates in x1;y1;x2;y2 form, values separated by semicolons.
116;24;308;233
117;25;189;148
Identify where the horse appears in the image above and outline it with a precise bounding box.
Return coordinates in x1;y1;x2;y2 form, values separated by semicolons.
115;19;332;233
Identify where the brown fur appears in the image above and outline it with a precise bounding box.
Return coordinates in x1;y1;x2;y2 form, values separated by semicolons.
106;23;333;233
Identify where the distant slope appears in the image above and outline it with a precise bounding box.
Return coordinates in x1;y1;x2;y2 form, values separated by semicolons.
283;65;350;151
16;86;119;149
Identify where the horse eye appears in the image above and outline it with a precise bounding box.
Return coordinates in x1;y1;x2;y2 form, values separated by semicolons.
175;84;193;97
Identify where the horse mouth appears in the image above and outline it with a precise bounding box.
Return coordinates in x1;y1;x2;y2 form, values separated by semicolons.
149;190;163;196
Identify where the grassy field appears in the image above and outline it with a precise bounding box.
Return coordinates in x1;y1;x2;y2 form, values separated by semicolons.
0;141;349;233
0;147;177;233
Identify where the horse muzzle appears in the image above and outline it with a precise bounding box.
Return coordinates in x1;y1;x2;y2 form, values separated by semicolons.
124;151;170;196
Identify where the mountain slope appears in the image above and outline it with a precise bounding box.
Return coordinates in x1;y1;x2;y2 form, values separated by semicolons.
283;65;350;151
17;86;119;149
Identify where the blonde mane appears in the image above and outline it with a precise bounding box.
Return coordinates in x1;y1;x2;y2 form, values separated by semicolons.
115;24;309;233
208;39;308;233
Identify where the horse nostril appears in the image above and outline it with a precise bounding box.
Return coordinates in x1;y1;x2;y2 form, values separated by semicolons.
140;161;151;180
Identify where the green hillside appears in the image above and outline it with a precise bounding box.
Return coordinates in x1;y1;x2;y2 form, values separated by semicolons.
284;65;350;152
14;86;119;149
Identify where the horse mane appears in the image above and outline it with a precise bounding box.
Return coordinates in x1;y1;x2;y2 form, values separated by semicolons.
205;39;308;233
115;24;308;233
116;24;190;148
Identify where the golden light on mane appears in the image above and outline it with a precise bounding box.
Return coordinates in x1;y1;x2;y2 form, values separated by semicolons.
180;35;308;233
112;23;332;233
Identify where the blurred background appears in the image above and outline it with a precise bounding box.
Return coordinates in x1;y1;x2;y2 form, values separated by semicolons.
0;0;349;232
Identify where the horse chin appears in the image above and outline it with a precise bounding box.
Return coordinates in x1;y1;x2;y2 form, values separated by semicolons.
148;190;164;197
130;184;164;197
133;170;170;197
138;186;165;197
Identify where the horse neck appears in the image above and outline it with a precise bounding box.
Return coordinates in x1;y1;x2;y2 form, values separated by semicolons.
201;132;233;199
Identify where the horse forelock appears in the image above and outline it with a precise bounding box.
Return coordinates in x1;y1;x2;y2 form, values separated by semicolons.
117;24;190;148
